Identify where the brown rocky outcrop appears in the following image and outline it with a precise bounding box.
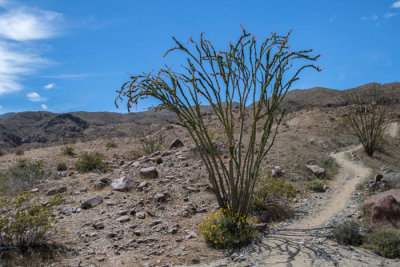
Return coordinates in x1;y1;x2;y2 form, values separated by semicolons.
363;189;400;229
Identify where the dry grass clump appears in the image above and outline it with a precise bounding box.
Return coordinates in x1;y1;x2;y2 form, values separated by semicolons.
74;152;108;173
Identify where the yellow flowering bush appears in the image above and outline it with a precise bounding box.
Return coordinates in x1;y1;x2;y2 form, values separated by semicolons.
198;207;257;249
0;191;62;250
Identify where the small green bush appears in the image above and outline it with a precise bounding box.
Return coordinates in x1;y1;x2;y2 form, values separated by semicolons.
140;134;164;155
307;179;325;192
252;174;295;223
364;228;400;258
198;208;256;249
0;158;47;194
74;152;108;173
15;149;24;156
61;145;75;156
56;162;67;171
105;140;117;149
332;220;362;246
0;191;62;249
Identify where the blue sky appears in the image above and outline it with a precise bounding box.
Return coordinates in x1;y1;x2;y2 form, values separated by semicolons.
0;0;399;114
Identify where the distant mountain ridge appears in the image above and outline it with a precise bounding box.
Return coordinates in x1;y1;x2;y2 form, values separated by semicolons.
0;82;398;150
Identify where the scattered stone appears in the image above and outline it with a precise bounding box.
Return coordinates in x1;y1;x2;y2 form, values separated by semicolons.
161;151;171;157
30;188;39;193
169;139;184;149
116;215;131;223
155;155;163;164
117;210;128;216
47;186;67;195
375;174;384;182
136;211;146;219
147;210;156;217
92;223;105;230
61;206;76;216
154;193;166;202
138;181;149;189
271;166;283;177
111;176;133;191
306;164;326;176
168;228;178;234
129;208;136;216
81;196;103;209
140;167;158;179
186;186;200;193
254;223;268;231
93;178;111;189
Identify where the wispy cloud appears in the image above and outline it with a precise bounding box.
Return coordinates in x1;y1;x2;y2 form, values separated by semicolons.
43;82;56;89
384;12;398;19
41;73;90;79
0;4;62;95
41;104;48;110
360;15;379;21
0;8;62;41
392;1;400;8
27;92;47;102
329;14;337;22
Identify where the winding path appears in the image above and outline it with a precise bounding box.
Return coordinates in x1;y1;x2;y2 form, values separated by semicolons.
205;145;399;266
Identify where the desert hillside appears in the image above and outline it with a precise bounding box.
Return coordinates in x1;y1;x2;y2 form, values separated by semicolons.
0;83;400;266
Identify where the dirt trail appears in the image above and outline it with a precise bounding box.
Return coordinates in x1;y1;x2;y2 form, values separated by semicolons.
204;145;398;266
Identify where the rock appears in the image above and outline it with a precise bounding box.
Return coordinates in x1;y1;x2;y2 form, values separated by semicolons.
375;174;384;182
271;166;283;177
140;167;158;179
151;151;161;157
323;184;329;191
138;181;149;189
61;206;76;216
136;211;146;219
154;193;166;202
155;156;163;164
30;188;39;193
116;215;131;223
111;177;133;191
92;223;105;230
93;178;111;189
81;196;103;209
168;227;178;234
161;151;171;157
363;189;400;229
169;139;184;149
306;164;326;176
254;223;268;231
47;186;67;195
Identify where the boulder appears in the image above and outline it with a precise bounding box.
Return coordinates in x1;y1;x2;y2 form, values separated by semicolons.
306;164;326;176
271;166;283;177
111;177;133;191
140;167;158;179
363;189;400;229
81;195;103;209
169;139;184;149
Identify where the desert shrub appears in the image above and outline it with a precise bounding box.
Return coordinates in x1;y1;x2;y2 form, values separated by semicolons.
139;134;164;155
61;145;75;156
0;191;62;250
332;220;362;246
344;84;392;156
56;162;67;171
307;179;325;192
0;158;47;194
105;139;117;149
15;149;24;156
364;228;400;258
198;208;257;249
252;174;296;222
74;152;108;173
116;28;320;216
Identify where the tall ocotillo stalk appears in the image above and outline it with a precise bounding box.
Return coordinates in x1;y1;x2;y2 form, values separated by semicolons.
116;28;321;216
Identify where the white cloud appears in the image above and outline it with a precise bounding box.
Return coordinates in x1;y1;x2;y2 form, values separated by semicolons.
0;4;62;95
41;104;48;110
27;92;46;102
44;82;56;89
0;8;62;41
41;73;89;79
329;14;337;22
392;1;400;8
360;15;379;21
384;12;398;19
